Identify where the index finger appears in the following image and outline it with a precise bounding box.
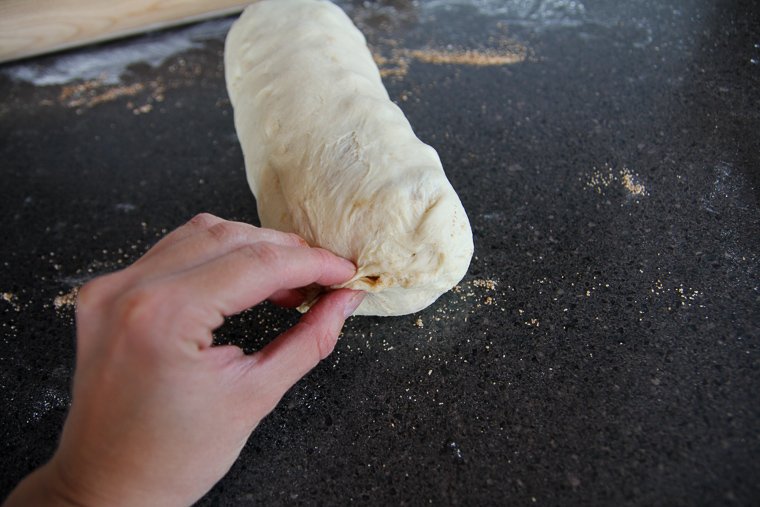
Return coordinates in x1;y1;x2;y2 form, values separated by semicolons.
164;243;356;318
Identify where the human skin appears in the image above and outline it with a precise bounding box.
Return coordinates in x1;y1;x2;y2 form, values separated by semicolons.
3;213;364;506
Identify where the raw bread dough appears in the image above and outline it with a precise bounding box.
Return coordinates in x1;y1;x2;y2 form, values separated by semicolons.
225;0;473;316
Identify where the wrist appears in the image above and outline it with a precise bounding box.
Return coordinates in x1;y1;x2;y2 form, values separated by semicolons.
3;461;85;507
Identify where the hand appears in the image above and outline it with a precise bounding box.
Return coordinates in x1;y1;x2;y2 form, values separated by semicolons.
3;213;364;506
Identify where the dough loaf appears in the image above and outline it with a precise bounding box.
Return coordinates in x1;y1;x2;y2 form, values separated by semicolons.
225;0;473;316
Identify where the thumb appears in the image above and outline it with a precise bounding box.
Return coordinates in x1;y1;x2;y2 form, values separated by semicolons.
243;289;364;416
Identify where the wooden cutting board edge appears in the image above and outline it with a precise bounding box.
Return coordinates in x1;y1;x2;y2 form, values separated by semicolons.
0;0;252;64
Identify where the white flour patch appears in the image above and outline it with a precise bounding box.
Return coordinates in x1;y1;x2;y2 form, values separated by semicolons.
3;18;233;86
420;0;588;26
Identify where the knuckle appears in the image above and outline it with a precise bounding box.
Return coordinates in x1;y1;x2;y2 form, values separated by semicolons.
206;221;239;243
311;247;334;271
116;286;165;334
300;316;338;360
189;212;218;228
314;327;337;360
240;242;282;266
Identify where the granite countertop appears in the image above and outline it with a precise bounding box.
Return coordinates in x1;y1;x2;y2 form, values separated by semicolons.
1;0;758;504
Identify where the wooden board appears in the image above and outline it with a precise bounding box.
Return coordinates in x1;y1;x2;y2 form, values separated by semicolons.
0;0;251;64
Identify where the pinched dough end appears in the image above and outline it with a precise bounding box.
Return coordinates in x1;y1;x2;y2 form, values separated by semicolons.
226;0;474;316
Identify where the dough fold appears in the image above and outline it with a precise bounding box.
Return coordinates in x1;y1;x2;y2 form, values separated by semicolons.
225;0;473;316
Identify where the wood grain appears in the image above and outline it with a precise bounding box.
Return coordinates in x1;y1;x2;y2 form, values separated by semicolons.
0;0;251;64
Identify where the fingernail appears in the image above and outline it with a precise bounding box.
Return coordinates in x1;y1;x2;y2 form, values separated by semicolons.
343;291;365;318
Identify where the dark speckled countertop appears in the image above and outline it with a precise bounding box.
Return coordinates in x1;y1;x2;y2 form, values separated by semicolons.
1;0;759;505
